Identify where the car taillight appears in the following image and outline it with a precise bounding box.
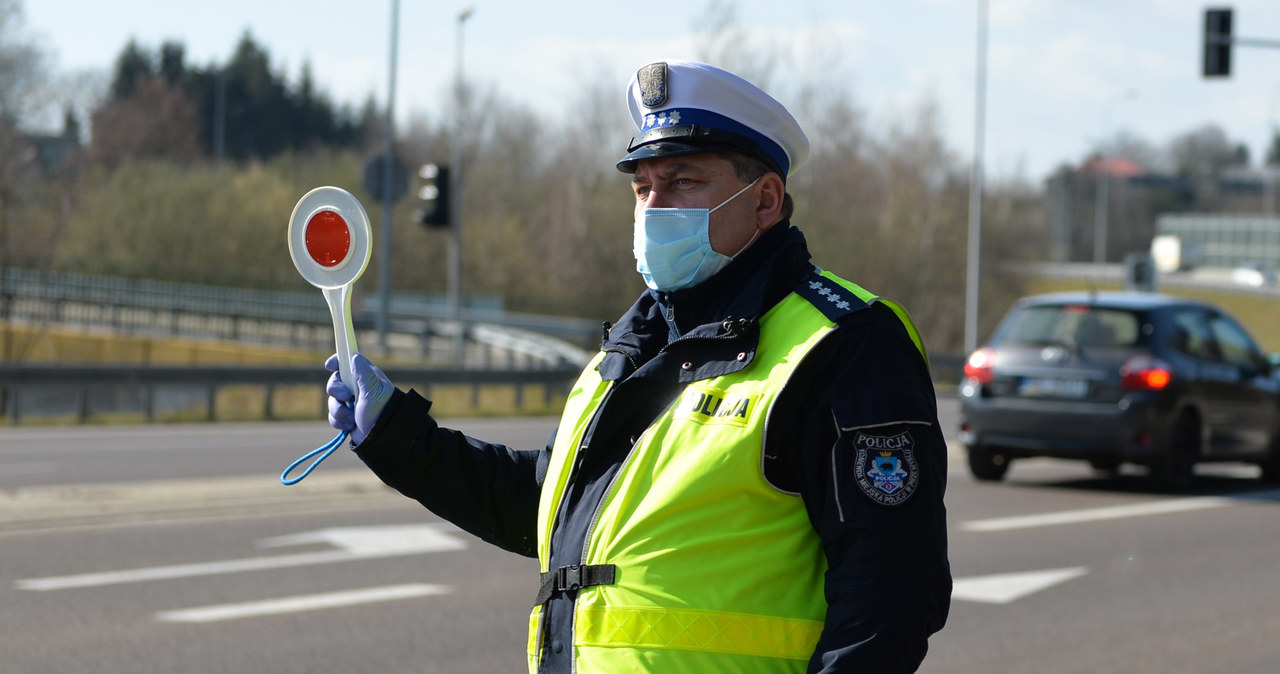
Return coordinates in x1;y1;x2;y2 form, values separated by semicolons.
964;347;997;384
1119;355;1173;391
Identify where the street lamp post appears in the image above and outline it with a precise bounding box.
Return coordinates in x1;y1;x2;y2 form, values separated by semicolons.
1092;156;1109;265
376;0;400;353
964;0;988;356
448;7;473;365
1265;83;1280;215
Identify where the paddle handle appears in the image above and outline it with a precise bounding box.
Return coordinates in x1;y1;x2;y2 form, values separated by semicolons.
323;285;358;390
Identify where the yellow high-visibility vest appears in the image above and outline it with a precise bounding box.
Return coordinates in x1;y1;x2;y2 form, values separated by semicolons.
529;271;924;673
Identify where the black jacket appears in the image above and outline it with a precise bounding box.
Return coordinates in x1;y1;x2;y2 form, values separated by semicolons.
354;223;951;673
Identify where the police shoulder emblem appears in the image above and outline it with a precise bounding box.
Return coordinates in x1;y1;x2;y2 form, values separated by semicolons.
853;430;920;506
637;62;669;109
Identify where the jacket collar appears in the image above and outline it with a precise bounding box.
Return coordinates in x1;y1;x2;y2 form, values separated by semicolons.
598;223;812;383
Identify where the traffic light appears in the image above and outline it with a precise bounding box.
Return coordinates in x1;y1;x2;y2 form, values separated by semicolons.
415;163;451;228
1203;8;1233;77
1125;252;1157;292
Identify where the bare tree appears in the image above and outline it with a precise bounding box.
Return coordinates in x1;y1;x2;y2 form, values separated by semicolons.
535;67;637;319
692;0;782;88
1167;124;1248;177
90;76;203;168
0;0;56;368
0;0;47;126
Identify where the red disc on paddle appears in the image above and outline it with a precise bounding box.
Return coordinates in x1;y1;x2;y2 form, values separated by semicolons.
304;211;351;268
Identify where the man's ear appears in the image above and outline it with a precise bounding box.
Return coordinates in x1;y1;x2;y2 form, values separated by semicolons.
755;172;786;229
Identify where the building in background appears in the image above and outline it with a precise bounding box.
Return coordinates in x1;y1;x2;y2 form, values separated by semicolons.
1044;156;1278;268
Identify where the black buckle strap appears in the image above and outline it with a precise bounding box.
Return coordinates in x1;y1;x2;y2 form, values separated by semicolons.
533;564;617;606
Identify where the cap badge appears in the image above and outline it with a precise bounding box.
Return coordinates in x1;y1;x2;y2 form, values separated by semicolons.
637;62;669;109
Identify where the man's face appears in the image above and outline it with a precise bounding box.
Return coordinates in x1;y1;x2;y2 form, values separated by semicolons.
630;154;762;257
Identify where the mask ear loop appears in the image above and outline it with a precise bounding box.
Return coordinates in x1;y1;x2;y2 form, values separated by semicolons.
708;176;761;215
730;228;762;258
720;177;764;259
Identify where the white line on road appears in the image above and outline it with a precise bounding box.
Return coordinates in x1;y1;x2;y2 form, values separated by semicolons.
17;524;467;591
952;567;1088;604
962;496;1235;532
17;549;363;591
155;583;451;623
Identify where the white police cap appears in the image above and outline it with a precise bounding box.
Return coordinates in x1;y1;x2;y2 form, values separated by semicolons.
616;59;809;180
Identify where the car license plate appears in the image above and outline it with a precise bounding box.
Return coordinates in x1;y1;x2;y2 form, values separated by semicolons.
1019;377;1088;398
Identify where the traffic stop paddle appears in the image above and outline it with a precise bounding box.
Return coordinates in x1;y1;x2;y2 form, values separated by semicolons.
280;186;372;485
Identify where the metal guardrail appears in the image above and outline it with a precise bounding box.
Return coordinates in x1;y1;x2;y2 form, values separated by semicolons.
0;268;965;425
0;267;597;365
2;267;326;322
0;354;964;426
0;364;581;425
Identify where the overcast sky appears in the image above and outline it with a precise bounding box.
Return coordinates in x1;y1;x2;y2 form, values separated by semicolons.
21;0;1280;182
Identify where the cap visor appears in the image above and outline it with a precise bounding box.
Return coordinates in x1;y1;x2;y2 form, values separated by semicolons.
615;140;743;173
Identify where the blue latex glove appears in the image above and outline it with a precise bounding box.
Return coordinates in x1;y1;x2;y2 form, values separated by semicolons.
325;353;394;445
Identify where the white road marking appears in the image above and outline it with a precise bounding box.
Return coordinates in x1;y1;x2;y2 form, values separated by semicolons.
952;567;1088;604
155;583;451;623
19;549;365;591
16;524;467;591
961;496;1236;532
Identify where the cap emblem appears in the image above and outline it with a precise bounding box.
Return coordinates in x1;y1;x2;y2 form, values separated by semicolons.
637;63;669;109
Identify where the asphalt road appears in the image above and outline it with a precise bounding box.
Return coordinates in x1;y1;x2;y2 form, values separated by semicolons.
3;399;1279;673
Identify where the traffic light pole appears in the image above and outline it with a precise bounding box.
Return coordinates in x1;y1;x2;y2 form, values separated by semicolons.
1229;36;1280;49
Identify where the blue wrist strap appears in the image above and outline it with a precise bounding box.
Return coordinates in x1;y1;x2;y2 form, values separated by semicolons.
282;400;355;486
280;429;348;485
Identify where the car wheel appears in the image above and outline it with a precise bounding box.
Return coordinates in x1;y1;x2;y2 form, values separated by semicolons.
1152;411;1198;489
1089;458;1122;475
968;446;1010;481
1259;431;1280;483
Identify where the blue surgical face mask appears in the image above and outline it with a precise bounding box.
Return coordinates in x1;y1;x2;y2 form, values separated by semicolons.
632;177;761;292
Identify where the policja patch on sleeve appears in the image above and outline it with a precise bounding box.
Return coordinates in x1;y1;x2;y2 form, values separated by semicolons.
852;430;920;506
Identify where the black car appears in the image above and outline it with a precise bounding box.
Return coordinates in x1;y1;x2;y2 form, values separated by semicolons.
958;291;1280;487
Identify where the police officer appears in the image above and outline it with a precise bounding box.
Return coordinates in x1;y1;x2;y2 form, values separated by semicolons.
327;59;951;673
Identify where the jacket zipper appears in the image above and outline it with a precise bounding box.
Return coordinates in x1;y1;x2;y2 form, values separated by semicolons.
567;387;690;674
542;384;609;674
560;327;746;673
575;328;747;563
568;424;646;674
601;346;640;374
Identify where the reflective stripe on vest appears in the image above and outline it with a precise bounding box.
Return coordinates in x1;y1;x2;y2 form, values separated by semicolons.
575;605;824;660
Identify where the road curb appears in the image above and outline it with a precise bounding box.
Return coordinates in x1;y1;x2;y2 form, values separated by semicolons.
0;470;397;532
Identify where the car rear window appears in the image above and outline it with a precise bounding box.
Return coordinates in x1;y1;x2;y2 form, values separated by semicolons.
1001;304;1140;347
